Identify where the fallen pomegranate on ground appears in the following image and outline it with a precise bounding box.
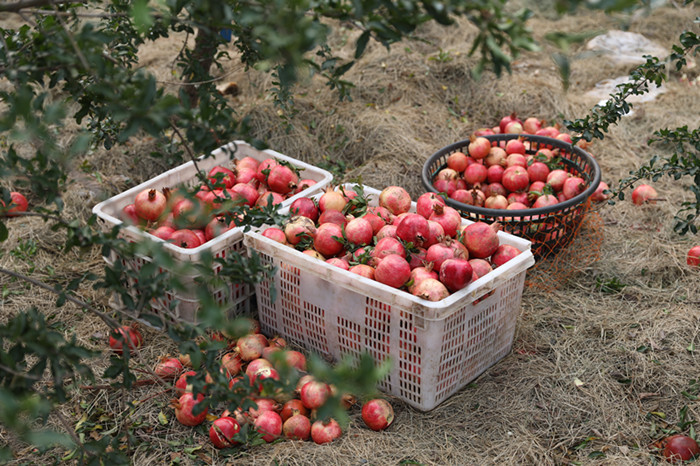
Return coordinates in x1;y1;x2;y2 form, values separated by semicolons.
361;399;394;431
631;184;659;205
662;434;700;463
1;191;29;217
686;245;700;267
108;324;143;355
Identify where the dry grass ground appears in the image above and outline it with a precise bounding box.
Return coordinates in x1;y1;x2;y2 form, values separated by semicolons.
1;3;699;465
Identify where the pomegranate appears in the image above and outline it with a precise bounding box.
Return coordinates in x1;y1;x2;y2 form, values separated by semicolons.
235;166;258;185
255;158;278;184
532;194;559;209
174;370;198;395
631;184;658;205
1;191;29;217
555;133;573;144
464;163;488;185
485;146;507;167
484;194;509;210
396;213;430;247
447;151;469;172
313;222;345;257
172;392;208;426
349;263;375;279
236;333;268;361
362;212;387;235
416;192;445;219
435;167;460;181
310;418;342;445
261;227;287;244
326;257;350;270
425;242;457;271
209;416;241;448
412;278;450;301
230;182;258;207
317;209;348;226
562;176;586;200
591;181;610;202
204;216;234;241
504;120;524;134
150;225;175;241
378;186;412;215
505;153;527;168
424;220;445;248
546;169;570;192
527;161;550;183
407;266;439;294
474;127;495;137
283;414;312;441
468;136;491;160
491;244;521;266
249;398;280;419
376;224;398;241
408;247;428;269
486;165;505;184
429;204;461;237
289;197;319;222
372;237;405;263
484;182;507;198
207;165;236;188
505;139;526;155
154;356;183;379
345;217;374;246
134;189;167;221
295;179;316;193
374;254;411;289
523;117;543;134
267;164;298;194
108;325;143;355
318;187;347;212
361;399;394;431
254;410;283;442
284;215;316;245
121;204;141;224
280;399;309;422
499;112;522;133
169;229;202;249
255;191;284;207
469;258;493;280
662;434;700;463
221;352;243;377
439;258;473;292
502;166;530;192
172;198;208;229
433;178;458;196
300;381;331;410
282;350;307;371
687;246;700;267
461;222;500;259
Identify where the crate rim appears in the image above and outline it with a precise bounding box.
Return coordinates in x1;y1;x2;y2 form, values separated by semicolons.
91;140;333;257
420;133;602;218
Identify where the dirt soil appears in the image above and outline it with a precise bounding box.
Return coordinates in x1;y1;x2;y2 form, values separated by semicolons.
1;3;700;465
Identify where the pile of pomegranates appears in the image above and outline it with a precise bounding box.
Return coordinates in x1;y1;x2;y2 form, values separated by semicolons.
109;318;395;449
260;184;523;302
429;114;610;213
120;157;316;249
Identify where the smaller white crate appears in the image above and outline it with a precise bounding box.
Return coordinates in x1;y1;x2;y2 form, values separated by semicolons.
243;185;535;411
92;141;333;323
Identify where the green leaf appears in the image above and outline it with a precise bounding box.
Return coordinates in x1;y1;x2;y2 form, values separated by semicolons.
355;31;371;59
0;222;7;242
131;0;154;34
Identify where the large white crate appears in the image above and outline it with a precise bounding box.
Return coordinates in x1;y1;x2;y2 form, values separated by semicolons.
92;141;333;323
243;185;536;411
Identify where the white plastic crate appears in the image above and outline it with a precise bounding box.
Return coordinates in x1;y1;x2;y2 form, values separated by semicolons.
92;141;333;323
243;185;535;411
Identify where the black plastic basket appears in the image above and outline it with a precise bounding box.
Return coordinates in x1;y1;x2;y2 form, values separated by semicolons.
421;134;601;258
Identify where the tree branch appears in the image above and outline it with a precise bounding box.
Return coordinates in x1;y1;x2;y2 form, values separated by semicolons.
0;0;81;13
0;266;121;330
